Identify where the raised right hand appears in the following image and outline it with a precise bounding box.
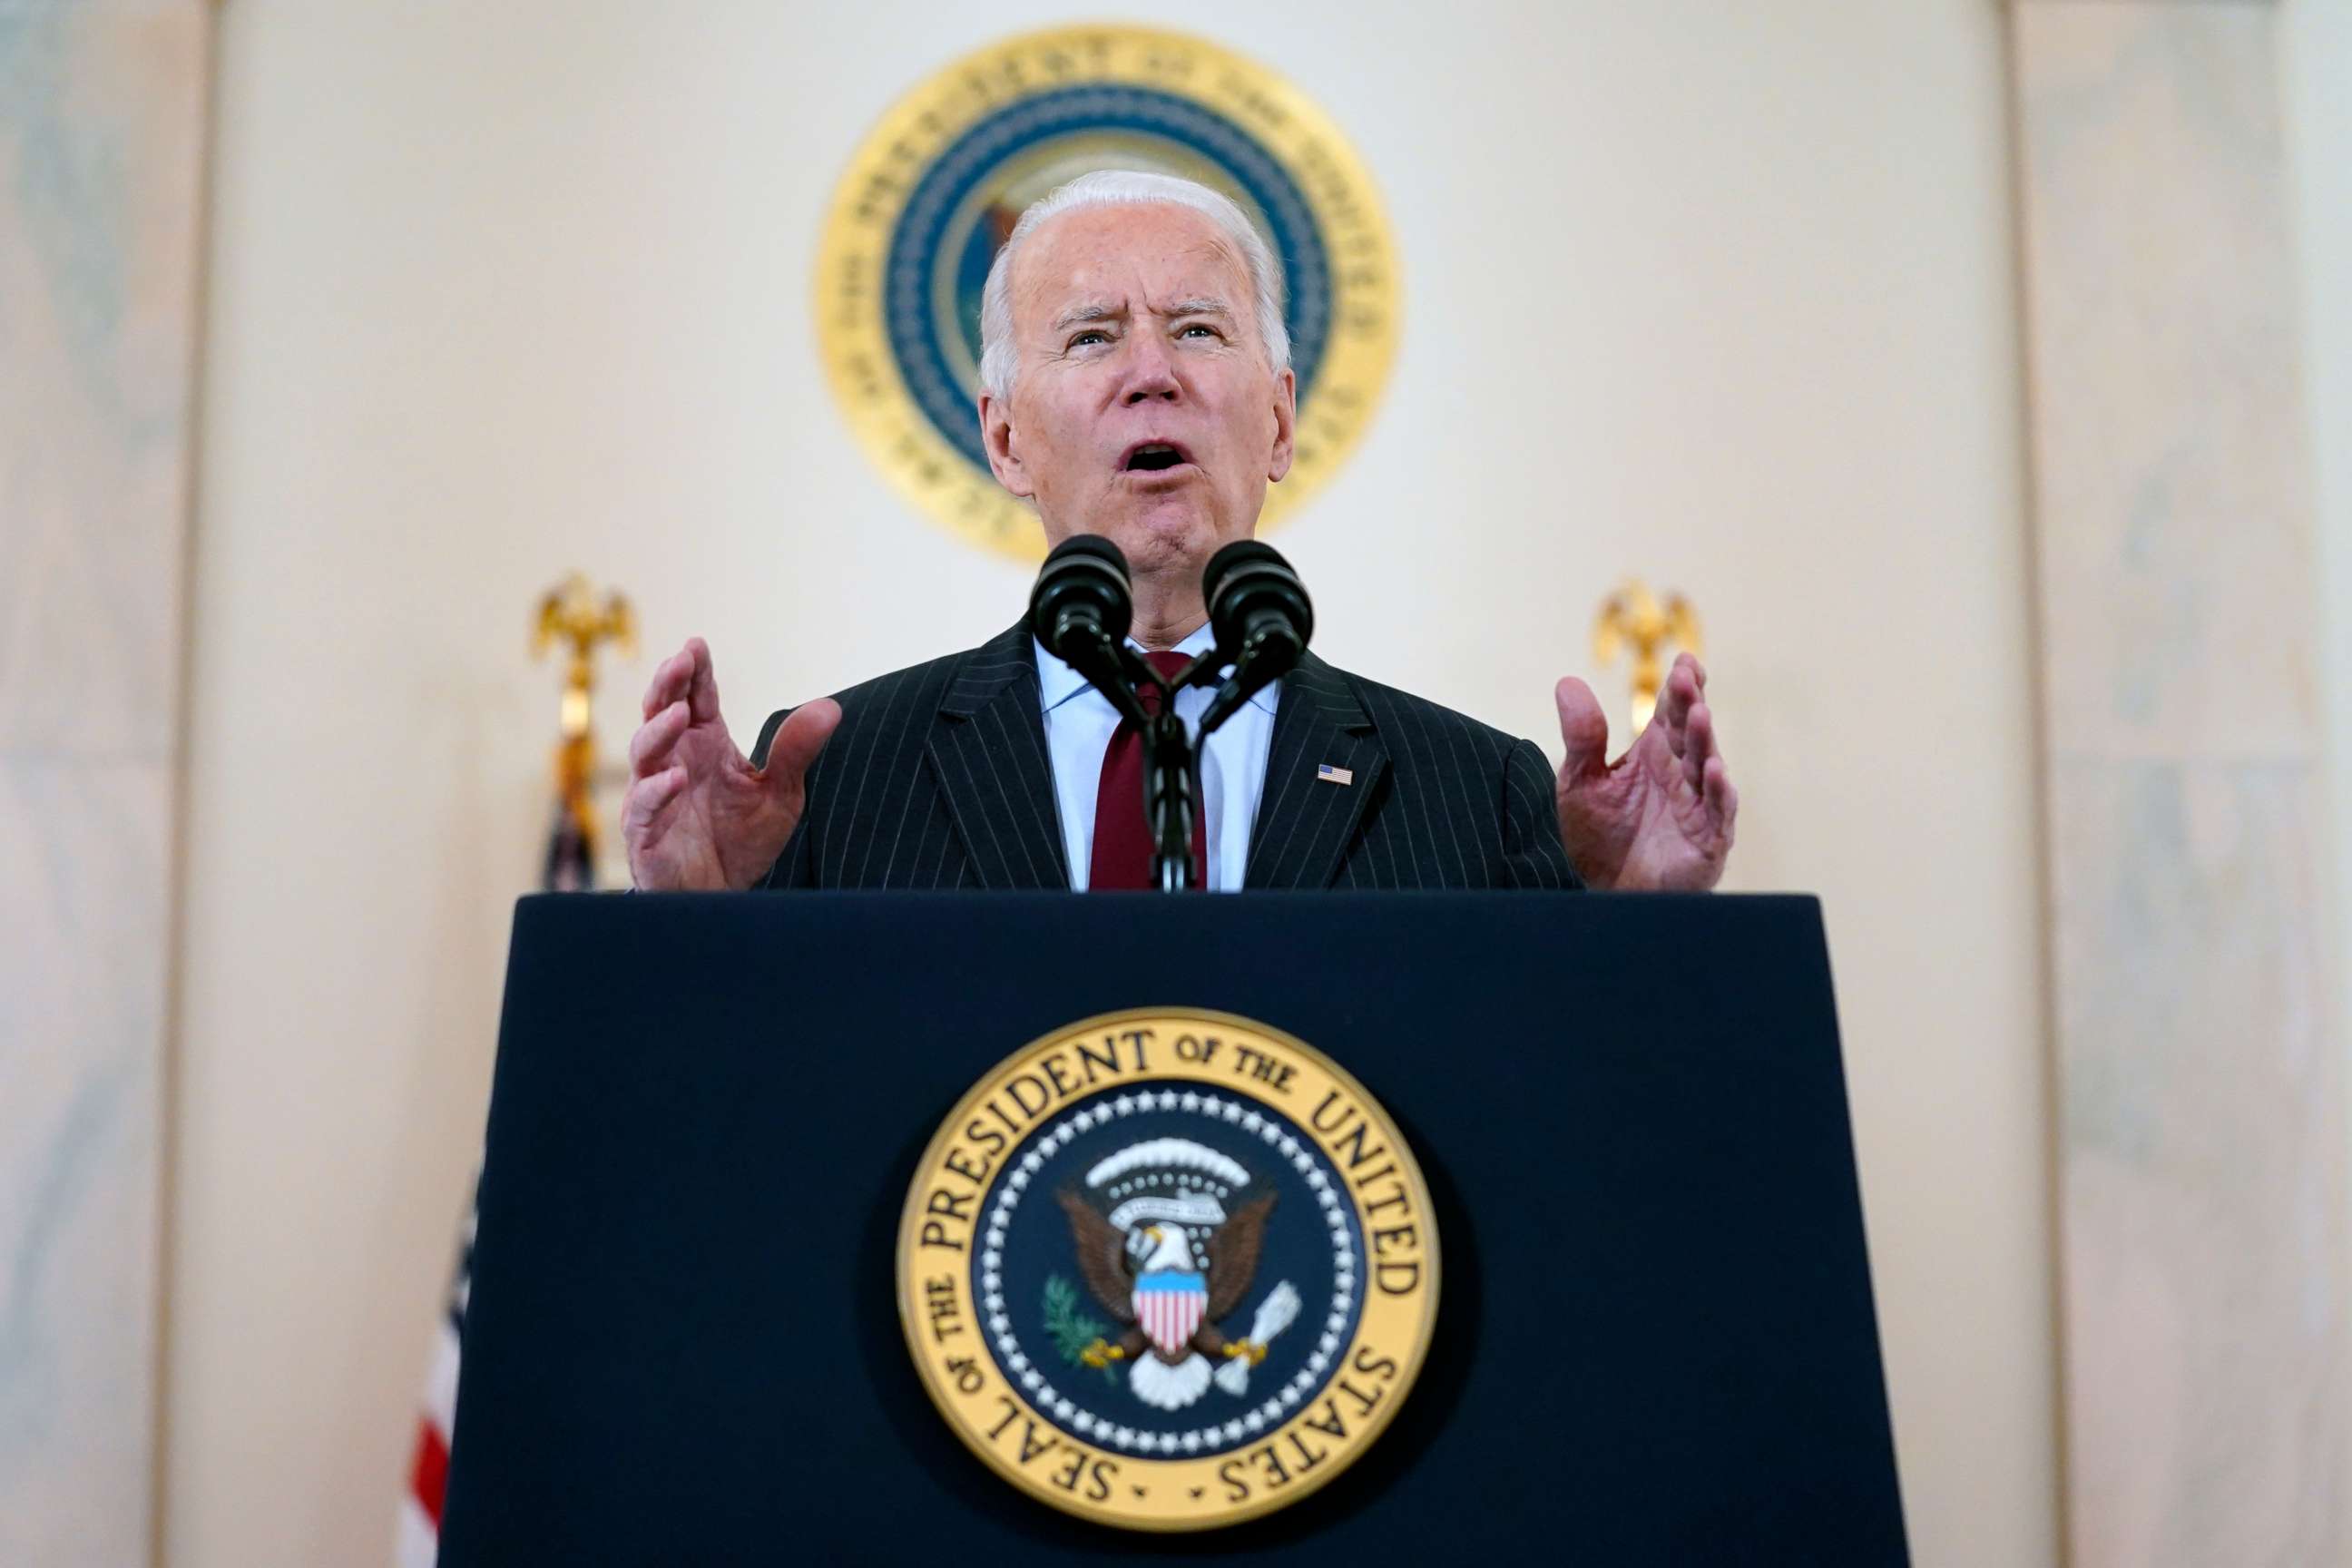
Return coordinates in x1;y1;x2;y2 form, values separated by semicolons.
622;638;840;890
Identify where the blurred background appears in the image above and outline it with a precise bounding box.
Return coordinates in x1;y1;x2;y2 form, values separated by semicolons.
5;1;2350;1563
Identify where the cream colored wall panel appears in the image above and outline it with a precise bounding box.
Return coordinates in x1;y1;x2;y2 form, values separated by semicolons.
0;2;203;760
2283;12;2352;1554
2012;5;2347;1563
0;761;168;1567
0;1;210;1560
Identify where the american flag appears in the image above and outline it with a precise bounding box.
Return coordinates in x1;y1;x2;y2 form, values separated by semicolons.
396;1189;475;1564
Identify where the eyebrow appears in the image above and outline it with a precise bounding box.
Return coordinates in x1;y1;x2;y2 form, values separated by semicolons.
1052;301;1125;332
1048;297;1237;333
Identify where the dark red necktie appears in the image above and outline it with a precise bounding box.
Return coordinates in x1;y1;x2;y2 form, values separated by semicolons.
1089;650;1208;891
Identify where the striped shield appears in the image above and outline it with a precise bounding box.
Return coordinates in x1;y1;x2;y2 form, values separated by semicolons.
1132;1270;1209;1358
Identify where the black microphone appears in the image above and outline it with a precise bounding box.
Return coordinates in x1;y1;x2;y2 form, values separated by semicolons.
1028;534;1146;722
1198;541;1312;734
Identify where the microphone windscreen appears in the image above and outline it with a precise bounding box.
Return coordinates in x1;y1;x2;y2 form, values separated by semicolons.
1203;540;1313;654
1028;534;1133;658
1202;540;1283;605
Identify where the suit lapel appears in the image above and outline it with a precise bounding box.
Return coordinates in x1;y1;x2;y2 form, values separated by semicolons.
927;623;1071;890
1246;652;1389;890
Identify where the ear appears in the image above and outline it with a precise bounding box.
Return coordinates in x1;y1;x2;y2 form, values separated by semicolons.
1266;368;1297;485
979;391;1035;499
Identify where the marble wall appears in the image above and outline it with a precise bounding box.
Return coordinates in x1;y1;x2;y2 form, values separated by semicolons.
0;2;211;1562
2008;5;2347;1563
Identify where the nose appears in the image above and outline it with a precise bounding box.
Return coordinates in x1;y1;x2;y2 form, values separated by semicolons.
1120;335;1180;404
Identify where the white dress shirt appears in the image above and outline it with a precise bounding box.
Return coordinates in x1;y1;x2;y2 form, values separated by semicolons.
1034;622;1279;891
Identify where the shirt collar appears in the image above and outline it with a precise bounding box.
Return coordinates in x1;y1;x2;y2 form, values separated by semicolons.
1033;620;1278;716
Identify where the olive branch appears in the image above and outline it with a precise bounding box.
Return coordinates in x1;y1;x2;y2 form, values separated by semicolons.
1042;1273;1119;1386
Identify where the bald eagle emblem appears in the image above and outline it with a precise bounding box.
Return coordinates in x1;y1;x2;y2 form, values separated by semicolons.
1055;1137;1302;1412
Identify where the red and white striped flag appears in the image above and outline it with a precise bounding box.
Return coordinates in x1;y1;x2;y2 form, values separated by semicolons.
396;1192;474;1564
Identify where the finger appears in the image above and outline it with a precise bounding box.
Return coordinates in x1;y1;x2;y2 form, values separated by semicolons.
1676;651;1708;691
1553;677;1610;780
629;699;691;777
1682;701;1714;793
641;643;693;721
685;637;722;724
760;698;843;789
1703;755;1738;842
1654;665;1699;753
623;762;690;828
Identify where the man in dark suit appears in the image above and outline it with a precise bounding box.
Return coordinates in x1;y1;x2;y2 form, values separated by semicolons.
622;172;1737;894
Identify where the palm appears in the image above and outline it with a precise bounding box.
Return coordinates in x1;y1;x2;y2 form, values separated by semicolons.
639;720;791;889
1553;655;1736;892
623;639;840;891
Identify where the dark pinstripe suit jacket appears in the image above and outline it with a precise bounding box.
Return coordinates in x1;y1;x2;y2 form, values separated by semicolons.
750;622;1583;892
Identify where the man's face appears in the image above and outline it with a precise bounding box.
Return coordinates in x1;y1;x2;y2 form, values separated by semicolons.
979;202;1296;578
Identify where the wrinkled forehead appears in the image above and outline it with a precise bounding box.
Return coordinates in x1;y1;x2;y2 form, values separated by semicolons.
1012;202;1251;324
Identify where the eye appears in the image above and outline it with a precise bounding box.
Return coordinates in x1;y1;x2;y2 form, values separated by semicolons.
1068;329;1110;348
1179;323;1220;339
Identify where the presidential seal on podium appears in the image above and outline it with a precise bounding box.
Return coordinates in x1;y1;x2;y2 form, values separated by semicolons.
897;1008;1438;1531
814;25;1401;562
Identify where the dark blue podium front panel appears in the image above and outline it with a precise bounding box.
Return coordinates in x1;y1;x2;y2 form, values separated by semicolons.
442;892;1906;1563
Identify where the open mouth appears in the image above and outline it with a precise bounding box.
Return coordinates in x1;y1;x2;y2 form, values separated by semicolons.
1121;441;1194;474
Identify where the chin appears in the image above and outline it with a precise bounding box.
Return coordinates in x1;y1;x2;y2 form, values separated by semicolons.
1101;505;1221;573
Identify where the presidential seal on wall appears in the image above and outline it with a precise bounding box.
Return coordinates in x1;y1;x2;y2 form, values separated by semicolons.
815;26;1400;562
897;1008;1437;1531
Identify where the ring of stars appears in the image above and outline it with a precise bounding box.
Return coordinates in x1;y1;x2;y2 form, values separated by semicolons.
976;1089;1363;1455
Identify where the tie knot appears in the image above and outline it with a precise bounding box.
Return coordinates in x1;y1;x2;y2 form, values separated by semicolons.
1138;650;1191;716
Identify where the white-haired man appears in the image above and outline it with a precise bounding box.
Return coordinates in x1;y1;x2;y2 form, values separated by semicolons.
622;171;1736;894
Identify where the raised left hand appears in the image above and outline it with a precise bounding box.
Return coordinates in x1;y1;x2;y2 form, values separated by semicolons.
1553;652;1738;891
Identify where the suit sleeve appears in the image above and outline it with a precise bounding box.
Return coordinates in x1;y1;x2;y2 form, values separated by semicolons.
1499;738;1584;891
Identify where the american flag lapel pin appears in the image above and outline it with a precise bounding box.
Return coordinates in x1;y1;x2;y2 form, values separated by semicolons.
1317;762;1354;786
